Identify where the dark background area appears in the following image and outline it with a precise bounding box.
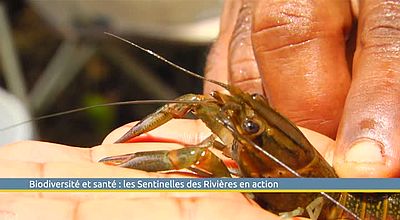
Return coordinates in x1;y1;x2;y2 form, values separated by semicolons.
0;0;214;147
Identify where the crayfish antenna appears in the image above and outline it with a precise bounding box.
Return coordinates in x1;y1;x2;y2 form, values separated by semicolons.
104;32;229;91
0;100;204;132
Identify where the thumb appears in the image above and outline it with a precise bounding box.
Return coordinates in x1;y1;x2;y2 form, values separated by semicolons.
334;0;400;177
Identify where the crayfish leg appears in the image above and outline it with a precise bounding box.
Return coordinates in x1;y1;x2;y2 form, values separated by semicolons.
277;197;324;220
305;197;324;220
278;207;304;219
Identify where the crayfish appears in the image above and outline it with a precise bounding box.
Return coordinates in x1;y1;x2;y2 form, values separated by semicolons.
99;33;400;220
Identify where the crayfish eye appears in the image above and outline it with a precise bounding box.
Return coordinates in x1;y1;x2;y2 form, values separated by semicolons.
251;94;258;99
242;119;260;134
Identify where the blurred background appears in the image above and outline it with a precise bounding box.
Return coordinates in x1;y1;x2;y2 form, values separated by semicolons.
0;0;223;147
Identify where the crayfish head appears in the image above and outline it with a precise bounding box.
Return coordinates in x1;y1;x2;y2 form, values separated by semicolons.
209;88;336;178
219;89;336;177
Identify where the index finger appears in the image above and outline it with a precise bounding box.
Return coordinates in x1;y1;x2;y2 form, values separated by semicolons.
251;0;353;138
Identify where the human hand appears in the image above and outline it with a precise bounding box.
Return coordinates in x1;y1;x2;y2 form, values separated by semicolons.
0;120;331;220
205;0;400;177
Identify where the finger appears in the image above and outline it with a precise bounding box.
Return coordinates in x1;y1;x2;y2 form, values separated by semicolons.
204;0;241;93
334;0;400;177
78;197;279;220
1;161;248;202
301;127;335;165
228;0;264;94
350;0;360;18
0;141;91;164
0;197;75;220
0;141;157;177
0;140;193;169
251;0;353;138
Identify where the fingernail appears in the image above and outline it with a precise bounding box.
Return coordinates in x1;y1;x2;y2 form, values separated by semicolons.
345;138;385;163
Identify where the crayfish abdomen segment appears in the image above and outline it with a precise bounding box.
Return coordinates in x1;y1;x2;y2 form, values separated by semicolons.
330;193;400;220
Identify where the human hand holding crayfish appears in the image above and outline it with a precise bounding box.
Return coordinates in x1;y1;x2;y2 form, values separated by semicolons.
0;120;328;219
205;0;400;178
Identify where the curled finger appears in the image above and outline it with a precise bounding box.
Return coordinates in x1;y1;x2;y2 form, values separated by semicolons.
251;0;353;138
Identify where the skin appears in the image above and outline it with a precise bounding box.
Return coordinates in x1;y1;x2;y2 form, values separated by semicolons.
0;120;326;220
205;0;400;178
1;0;398;219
